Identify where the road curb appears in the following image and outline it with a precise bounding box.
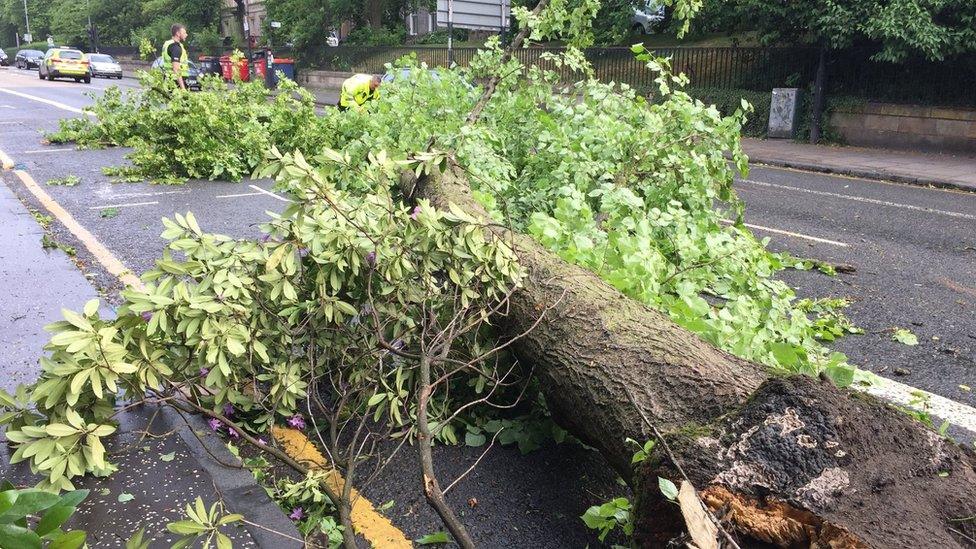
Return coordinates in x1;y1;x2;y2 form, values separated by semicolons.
161;406;305;548
750;157;976;194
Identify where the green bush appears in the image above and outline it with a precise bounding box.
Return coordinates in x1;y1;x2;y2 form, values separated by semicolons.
413;29;469;45
685;87;771;137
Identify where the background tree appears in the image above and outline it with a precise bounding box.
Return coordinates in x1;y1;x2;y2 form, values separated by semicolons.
706;0;976;61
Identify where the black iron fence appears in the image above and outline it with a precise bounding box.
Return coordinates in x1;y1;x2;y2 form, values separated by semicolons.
301;44;976;108
78;43;976;108
827;49;976;108
302;45;820;93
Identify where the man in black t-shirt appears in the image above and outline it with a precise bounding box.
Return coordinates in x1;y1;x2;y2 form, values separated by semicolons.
161;24;189;90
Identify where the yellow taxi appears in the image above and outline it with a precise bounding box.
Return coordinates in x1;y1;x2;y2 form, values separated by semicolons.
38;48;91;83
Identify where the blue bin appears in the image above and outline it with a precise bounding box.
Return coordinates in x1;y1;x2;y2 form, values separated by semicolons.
271;58;295;87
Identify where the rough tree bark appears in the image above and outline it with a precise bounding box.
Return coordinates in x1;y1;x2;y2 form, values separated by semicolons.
409;163;976;548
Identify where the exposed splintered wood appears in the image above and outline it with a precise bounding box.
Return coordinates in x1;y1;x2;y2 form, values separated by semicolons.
634;376;976;548
411;163;976;547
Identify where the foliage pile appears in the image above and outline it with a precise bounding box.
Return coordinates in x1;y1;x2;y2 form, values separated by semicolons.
47;71;337;183
10;5;864;499
0;148;522;490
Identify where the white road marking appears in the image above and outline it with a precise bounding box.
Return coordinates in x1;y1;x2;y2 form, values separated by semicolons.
21;148;77;154
720;219;849;247
0;87;92;116
0;105;14;109
216;191;265;199
107;190;190;199
248;184;292;202
860;374;976;435
739;178;976;221
88;201;158;209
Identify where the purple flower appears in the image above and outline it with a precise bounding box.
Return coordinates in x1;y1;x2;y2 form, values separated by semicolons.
261;233;271;243
222;402;234;417
410;206;421;220
289;507;304;521
298;247;309;258
140;311;153;322
391;339;406;351
207;418;222;432
365;251;376;268
228;428;240;439
286;414;306;430
199;368;209;378
257;437;267;446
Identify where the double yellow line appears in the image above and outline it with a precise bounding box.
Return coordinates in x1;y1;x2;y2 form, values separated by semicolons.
1;146;411;547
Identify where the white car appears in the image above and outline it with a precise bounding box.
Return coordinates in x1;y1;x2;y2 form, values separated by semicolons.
632;1;665;34
87;53;123;79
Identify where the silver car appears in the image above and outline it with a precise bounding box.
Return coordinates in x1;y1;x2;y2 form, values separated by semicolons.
632;1;665;34
87;53;123;79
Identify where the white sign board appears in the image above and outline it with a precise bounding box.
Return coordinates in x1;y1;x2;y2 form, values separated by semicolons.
437;0;510;31
270;21;281;28
24;33;32;43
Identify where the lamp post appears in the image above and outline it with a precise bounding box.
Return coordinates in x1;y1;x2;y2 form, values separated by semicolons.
22;0;32;42
85;0;96;52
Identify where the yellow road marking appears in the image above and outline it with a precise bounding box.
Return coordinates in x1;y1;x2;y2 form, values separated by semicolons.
11;168;143;288
0;148;13;169
272;426;412;548
3;146;410;544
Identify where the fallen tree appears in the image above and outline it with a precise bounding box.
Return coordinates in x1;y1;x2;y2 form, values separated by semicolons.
411;162;976;547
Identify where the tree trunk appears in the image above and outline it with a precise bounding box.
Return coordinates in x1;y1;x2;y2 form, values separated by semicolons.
367;0;384;28
410;163;976;547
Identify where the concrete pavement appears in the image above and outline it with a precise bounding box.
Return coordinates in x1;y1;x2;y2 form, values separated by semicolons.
743;137;976;192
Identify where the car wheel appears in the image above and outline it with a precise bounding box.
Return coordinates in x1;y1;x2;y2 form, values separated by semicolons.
38;69;44;80
84;76;91;84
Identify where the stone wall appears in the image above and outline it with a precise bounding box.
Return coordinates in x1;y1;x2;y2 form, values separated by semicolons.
297;69;356;91
829;103;976;154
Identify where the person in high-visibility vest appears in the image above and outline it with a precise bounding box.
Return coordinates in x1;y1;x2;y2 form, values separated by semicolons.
161;23;190;90
339;73;381;111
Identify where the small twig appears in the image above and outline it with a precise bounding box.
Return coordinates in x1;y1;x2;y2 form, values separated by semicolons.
443;428;503;495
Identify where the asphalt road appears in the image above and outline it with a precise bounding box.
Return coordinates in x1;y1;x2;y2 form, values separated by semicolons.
1;66;974;545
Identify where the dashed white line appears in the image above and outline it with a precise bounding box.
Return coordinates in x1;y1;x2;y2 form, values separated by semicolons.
216;191;265;199
0;87;92;115
721;219;849;247
21;148;77;154
106;190;190;199
247;184;292;202
88;201;158;209
739;178;976;221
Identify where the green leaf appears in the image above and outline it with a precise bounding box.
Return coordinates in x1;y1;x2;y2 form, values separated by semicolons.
117;493;135;503
416;531;451;545
125;527;149;549
0;491;18;517
893;328;919;346
0;524;41;549
658;477;678;501
167;520;208;535
0;490;60;522
464;432;486;447
48;530;86;549
35;505;75;537
160;452;176;462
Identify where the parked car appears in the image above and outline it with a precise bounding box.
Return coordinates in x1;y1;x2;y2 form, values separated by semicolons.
0;48;8;66
15;49;44;69
87;53;123;79
632;1;666;34
150;56;202;90
39;48;91;83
